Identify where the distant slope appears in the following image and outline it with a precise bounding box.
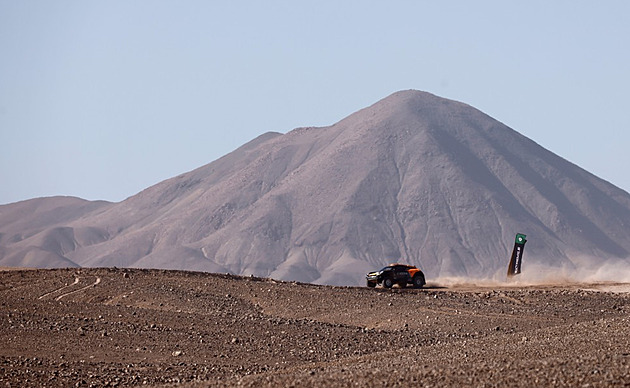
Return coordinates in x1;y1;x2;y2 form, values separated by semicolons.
0;197;112;268
1;91;629;284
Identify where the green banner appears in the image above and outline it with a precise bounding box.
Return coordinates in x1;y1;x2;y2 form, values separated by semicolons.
507;233;527;277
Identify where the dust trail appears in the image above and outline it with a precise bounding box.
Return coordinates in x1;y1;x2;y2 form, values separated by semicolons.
517;256;630;285
433;256;630;288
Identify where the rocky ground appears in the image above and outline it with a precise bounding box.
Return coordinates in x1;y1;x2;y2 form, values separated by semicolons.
1;267;629;387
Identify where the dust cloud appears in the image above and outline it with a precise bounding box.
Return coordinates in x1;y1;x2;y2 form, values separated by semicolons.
433;256;630;289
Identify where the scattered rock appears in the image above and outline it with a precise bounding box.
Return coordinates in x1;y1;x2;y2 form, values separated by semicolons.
1;268;629;387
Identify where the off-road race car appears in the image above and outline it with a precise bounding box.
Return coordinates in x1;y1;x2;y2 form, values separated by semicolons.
366;264;426;289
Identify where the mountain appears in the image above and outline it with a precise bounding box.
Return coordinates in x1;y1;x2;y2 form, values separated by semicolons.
0;196;111;268
2;90;630;284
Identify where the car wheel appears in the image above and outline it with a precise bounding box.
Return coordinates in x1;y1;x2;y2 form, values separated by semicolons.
383;278;393;288
412;275;425;288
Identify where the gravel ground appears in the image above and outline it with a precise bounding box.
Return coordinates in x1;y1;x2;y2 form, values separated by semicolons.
1;268;629;387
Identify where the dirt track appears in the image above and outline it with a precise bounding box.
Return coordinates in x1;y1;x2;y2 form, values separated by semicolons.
1;268;629;387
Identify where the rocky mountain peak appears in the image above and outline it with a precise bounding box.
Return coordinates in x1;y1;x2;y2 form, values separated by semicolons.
1;90;629;285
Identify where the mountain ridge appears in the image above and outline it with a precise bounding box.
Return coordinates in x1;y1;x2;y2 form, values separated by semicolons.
1;90;629;284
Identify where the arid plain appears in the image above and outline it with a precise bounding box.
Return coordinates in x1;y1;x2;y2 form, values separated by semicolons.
1;267;629;387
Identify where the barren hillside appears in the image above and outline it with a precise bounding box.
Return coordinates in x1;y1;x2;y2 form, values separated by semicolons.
2;90;630;284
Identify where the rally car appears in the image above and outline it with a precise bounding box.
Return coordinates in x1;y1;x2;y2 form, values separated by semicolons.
366;263;426;288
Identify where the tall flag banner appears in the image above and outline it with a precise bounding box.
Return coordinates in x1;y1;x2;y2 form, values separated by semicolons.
507;233;527;277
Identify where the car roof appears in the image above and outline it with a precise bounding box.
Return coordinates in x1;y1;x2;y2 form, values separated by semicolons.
387;263;417;269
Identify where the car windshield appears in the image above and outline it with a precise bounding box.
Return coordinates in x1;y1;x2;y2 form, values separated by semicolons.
381;267;393;272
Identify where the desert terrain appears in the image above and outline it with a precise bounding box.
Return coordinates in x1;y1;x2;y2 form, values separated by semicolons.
5;92;630;285
1;267;629;387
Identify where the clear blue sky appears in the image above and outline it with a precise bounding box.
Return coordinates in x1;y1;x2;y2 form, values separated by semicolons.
1;1;629;205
